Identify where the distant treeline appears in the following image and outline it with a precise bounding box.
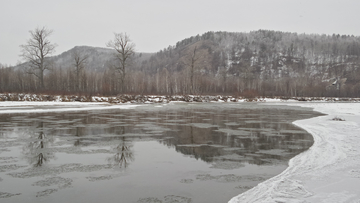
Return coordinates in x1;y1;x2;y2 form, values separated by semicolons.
1;30;360;97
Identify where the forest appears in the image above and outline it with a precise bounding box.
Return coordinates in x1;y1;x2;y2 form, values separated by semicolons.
1;29;360;98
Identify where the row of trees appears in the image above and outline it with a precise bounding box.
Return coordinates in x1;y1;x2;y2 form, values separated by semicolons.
1;28;360;97
1;27;135;95
3;60;359;97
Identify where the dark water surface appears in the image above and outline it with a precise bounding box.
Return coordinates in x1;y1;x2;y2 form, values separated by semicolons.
0;103;322;203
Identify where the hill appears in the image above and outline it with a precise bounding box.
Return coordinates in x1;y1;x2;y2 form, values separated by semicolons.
14;46;154;72
139;30;360;96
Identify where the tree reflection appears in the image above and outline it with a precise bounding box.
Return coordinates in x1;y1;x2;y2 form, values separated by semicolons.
22;122;55;167
107;137;134;168
9;105;318;168
169;108;315;165
74;126;86;146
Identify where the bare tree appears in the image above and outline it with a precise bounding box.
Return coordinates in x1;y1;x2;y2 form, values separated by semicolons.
20;27;57;89
182;45;210;94
72;50;88;91
106;33;135;93
183;46;201;94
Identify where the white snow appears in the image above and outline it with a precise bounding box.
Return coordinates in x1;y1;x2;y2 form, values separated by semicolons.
0;101;139;114
0;101;102;106
229;102;360;203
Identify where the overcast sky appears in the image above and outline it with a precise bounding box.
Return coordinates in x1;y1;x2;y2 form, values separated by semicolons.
1;0;360;66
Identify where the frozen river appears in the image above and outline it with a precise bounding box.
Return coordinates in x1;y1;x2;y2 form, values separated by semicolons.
0;102;322;203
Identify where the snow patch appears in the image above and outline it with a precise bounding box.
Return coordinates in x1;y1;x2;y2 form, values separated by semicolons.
229;103;360;203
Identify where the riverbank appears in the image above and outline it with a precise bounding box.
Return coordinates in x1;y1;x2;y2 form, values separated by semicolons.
229;102;360;203
1;93;360;103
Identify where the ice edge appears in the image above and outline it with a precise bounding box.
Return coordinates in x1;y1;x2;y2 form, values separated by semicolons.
229;103;360;203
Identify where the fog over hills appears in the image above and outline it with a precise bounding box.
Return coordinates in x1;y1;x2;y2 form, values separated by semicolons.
51;46;115;72
46;46;154;72
7;45;153;72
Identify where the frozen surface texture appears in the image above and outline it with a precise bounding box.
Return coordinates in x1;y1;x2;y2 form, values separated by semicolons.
0;102;319;203
0;101;139;114
229;103;360;203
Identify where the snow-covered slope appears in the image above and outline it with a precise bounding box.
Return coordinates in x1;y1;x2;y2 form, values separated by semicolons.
229;102;360;203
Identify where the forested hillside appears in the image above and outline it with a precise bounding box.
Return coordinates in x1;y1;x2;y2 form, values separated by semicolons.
1;30;360;97
139;30;360;97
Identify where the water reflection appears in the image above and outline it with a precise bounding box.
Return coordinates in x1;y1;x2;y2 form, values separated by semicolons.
154;105;320;165
74;126;87;146
1;104;323;169
0;103;324;203
22;122;55;167
107;137;134;168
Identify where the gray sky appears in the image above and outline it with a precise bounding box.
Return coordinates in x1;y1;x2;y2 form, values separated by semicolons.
1;0;360;66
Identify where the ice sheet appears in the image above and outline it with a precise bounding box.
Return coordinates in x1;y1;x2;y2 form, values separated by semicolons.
0;101;139;114
229;103;360;203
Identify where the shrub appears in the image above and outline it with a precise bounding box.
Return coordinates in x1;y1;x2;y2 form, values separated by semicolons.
332;116;345;121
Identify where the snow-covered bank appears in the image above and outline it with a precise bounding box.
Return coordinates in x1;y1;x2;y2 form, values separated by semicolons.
229;103;360;203
1;93;360;103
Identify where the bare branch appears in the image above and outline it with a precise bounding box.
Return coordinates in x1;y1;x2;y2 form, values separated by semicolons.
19;27;57;89
72;49;88;91
106;32;135;93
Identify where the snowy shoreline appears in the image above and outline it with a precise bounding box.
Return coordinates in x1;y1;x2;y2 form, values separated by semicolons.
0;101;139;114
1;93;360;104
229;103;360;203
